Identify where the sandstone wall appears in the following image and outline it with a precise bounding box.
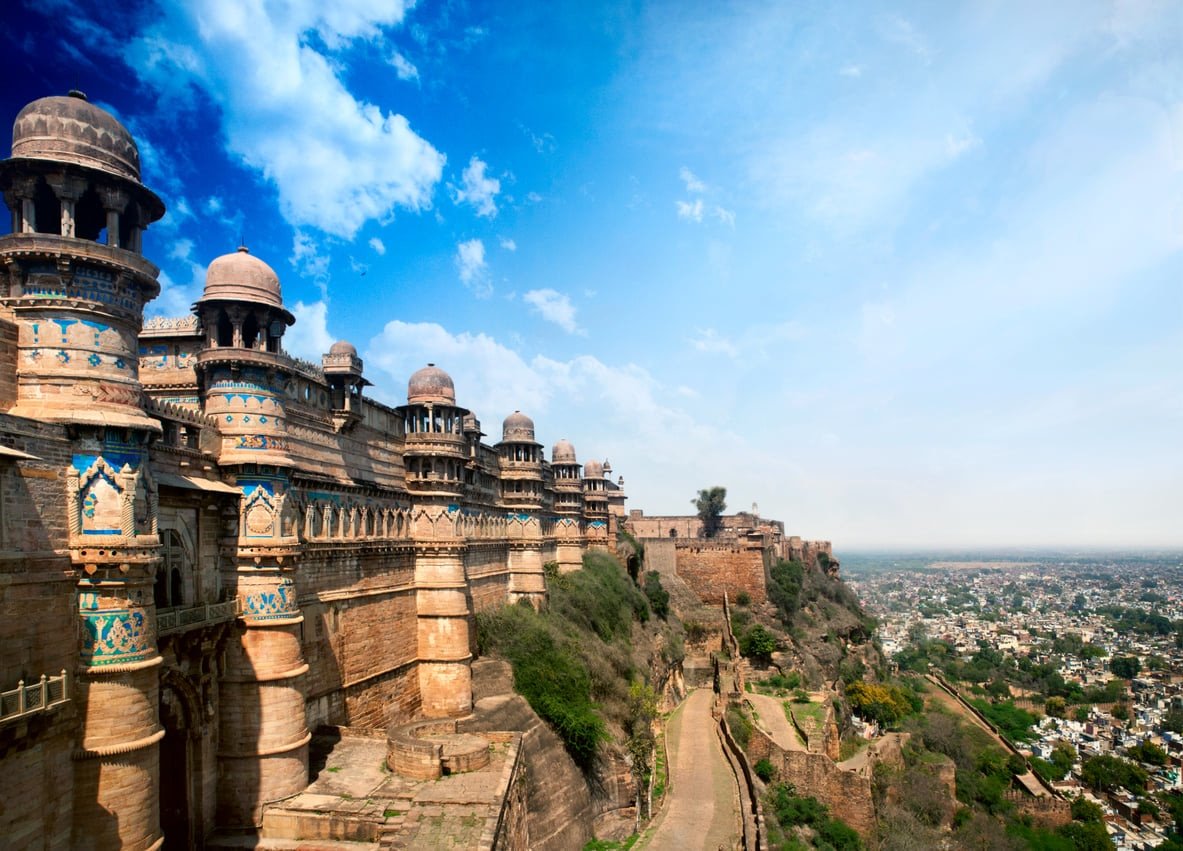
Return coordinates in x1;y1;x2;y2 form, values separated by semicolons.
672;542;767;604
742;722;876;844
298;545;420;729
0;414;78;849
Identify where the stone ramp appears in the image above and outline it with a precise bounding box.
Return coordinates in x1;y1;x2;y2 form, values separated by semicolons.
746;693;805;752
641;689;740;851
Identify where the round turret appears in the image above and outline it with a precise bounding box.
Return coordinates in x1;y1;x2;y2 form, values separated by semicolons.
408;363;456;405
583;459;604;479
329;340;357;357
502;410;536;442
11;92;141;183
552;439;577;464
198;246;291;316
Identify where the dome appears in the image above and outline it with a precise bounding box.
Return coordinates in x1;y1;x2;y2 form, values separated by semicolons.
552;439;577;464
11;92;141;183
198;246;292;317
502;410;536;442
583;459;604;479
408;363;455;405
329;340;357;356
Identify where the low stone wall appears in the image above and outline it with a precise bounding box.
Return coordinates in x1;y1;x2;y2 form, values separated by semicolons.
387;718;491;780
739;719;877;845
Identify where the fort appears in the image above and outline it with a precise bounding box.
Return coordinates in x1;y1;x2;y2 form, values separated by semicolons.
0;92;629;849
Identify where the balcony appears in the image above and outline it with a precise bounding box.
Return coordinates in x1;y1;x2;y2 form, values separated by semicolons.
157;599;239;636
0;670;69;726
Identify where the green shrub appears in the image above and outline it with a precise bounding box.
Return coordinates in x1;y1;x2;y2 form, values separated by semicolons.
642;571;670;620
727;705;753;750
754;757;776;782
740;624;777;664
476;605;605;770
735;590;752;607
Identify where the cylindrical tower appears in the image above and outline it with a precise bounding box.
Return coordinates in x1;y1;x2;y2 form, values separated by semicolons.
0;91;167;850
582;459;610;548
550;439;585;572
397;365;473;717
194;247;295;467
0;91;165;433
497;411;546;607
190;248;310;826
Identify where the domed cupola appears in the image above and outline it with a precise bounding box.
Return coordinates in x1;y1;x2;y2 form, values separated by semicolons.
398;364;469;499
582;457;609;517
195;246;295;355
502;410;535;442
407;363;456;405
497;411;543;510
550;438;582;516
322;340;369;425
192;246;296;467
0;91;167;431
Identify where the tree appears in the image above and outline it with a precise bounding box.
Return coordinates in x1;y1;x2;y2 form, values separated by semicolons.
692;486;727;538
740;624;777;664
1110;656;1141;679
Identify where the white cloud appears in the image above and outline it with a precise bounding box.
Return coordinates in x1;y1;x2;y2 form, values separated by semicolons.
839;64;862;78
679;166;706;193
362;322;732;470
523;289;583;334
455;238;491;297
168;238;194;261
284;299;335;360
450;156;501;218
149;255;207;318
369;236;386;255
499;237;517;252
689;328;739;358
291;230;330;290
129;0;444;238
945;130;981;158
676;198;704;222
713;206;736;227
526;191;543;203
388;50;419;82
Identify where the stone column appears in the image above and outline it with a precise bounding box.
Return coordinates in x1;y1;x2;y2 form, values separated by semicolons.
217;564;310;827
47;173;88;238
415;543;473;718
11;176;38;233
71;556;164;851
98;187;128;248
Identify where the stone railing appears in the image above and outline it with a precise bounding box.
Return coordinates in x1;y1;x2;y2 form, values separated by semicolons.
0;670;69;726
157;599;238;636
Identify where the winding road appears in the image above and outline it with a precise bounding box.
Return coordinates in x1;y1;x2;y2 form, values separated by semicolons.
641;688;741;850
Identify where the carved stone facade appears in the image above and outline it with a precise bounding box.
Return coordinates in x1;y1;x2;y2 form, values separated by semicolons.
0;92;625;848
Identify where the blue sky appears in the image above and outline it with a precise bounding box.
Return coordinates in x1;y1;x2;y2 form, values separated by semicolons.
4;0;1180;548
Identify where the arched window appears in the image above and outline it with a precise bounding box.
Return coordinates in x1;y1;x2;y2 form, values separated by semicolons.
242;313;259;349
215;311;233;347
75;186;105;241
154;529;189;608
32;178;61;236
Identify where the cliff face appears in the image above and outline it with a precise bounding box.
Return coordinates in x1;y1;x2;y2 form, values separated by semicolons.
465;660;597;850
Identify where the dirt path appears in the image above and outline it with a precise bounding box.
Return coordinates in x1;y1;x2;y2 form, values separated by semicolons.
746;693;805;752
641;689;741;851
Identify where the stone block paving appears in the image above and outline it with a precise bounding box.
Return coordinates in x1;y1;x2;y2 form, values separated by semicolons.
258;731;512;851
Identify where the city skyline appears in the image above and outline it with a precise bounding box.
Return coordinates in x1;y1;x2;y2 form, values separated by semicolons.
3;0;1180;548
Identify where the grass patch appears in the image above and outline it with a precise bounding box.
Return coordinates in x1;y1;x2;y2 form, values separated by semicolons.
583;836;639;850
477;552;649;771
